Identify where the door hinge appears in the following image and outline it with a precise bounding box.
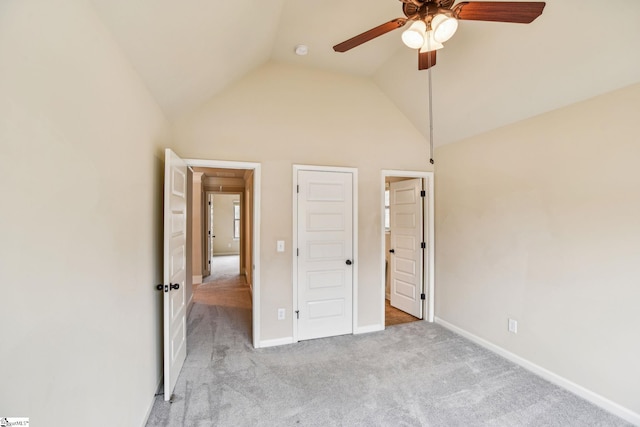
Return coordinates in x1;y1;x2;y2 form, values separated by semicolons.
421;293;426;300
421;242;426;249
208;201;211;206
297;185;299;193
420;190;426;197
296;248;299;256
295;310;299;319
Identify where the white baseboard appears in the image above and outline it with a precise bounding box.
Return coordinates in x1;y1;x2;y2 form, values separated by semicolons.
259;337;294;348
192;275;202;285
435;317;640;426
187;292;194;315
141;377;163;427
355;324;384;334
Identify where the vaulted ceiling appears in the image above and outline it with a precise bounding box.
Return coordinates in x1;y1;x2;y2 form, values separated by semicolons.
91;0;640;146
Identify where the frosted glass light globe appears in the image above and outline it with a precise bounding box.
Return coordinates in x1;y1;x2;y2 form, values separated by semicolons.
431;14;458;43
401;20;427;49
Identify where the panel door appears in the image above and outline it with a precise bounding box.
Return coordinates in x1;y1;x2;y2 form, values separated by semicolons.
389;178;423;319
297;170;353;341
163;149;188;401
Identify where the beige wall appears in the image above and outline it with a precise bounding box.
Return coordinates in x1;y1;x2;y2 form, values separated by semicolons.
243;171;254;286
191;172;204;282
0;1;169;425
434;83;640;416
212;194;241;255
174;62;433;340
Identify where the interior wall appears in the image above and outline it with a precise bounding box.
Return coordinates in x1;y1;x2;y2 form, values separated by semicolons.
434;83;640;417
173;62;433;341
0;1;169;425
243;171;254;287
186;169;194;311
212;194;241;255
191;172;204;283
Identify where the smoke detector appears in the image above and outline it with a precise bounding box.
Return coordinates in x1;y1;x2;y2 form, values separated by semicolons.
294;45;309;56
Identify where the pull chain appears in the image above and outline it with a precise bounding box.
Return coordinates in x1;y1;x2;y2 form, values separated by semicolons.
425;32;435;165
427;59;434;165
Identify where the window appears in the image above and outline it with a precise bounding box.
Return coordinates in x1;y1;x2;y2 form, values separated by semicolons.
233;201;240;239
385;189;390;231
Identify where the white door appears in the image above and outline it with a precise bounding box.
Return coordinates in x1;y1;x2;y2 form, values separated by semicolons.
297;170;353;341
163;149;188;401
389;178;424;318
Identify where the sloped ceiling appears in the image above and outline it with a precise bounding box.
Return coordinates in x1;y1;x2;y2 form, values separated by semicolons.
91;0;640;146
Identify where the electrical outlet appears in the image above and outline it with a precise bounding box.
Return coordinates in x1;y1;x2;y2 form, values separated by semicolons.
278;308;285;320
276;240;285;252
508;318;518;334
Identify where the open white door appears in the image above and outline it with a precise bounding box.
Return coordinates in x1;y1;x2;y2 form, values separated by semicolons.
297;169;353;341
389;178;423;319
163;149;188;401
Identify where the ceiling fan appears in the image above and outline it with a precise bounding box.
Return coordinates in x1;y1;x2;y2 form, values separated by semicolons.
333;1;546;70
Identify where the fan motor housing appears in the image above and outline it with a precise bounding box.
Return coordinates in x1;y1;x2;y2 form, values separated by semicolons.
402;1;448;21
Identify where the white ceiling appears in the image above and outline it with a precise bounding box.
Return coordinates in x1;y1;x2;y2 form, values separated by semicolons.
91;0;640;146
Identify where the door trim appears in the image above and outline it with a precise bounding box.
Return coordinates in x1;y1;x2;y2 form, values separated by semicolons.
185;158;261;348
381;170;434;324
292;165;359;342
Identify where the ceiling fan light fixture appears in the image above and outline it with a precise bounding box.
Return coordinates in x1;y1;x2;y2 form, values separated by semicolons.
401;20;427;49
431;14;458;43
420;31;444;52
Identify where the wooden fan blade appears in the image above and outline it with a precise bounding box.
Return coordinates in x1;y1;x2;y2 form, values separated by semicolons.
418;50;437;70
453;2;545;24
333;18;407;52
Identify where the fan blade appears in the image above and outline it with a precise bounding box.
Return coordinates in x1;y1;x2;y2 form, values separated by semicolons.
333;18;407;52
418;50;437;70
453;2;545;24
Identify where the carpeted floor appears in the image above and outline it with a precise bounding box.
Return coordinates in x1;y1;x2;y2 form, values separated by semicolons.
146;259;630;426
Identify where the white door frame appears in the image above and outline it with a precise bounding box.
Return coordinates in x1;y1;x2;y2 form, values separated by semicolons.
186;158;261;348
381;170;434;323
293;165;359;342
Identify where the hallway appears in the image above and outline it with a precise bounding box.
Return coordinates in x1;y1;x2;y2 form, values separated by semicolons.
196;255;251;312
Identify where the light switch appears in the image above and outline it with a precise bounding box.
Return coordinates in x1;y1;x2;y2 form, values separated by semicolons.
276;240;285;252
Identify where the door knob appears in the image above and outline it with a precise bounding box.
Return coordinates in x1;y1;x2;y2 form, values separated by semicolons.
156;284;163;291
346;260;352;265
389;249;395;254
170;283;180;290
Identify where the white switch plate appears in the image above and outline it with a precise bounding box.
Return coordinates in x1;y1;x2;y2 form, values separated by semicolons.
508;318;518;334
276;240;285;252
277;308;285;320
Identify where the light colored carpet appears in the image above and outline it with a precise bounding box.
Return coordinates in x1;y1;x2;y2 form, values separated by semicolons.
146;276;629;426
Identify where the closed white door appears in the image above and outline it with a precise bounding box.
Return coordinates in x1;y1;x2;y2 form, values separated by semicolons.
389;178;423;319
297;170;353;341
163;149;188;401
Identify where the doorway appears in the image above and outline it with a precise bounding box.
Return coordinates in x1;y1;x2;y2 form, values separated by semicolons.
381;170;434;327
206;192;242;279
186;159;261;348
